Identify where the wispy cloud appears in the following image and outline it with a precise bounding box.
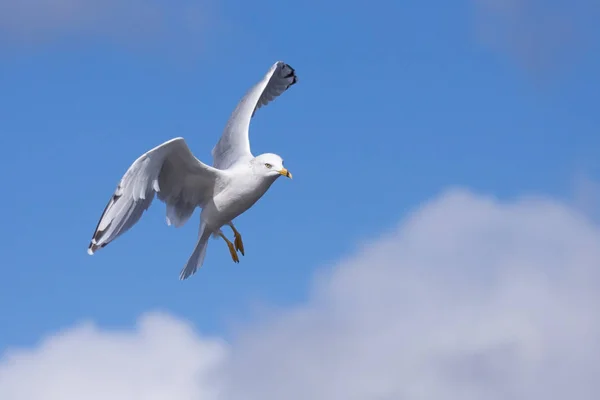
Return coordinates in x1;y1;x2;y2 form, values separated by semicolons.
472;0;599;74
0;0;216;51
1;189;599;399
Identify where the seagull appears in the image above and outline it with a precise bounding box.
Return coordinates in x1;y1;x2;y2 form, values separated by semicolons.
87;61;297;280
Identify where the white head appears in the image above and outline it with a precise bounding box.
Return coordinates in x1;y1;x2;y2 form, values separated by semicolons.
251;153;292;180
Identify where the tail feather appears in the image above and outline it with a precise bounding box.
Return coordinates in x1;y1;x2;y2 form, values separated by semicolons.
179;223;211;280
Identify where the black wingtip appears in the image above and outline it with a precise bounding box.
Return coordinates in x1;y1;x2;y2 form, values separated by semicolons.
87;240;108;255
282;63;298;88
87;191;120;255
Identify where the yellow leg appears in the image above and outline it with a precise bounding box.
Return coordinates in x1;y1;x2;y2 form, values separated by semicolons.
219;232;239;263
228;222;245;256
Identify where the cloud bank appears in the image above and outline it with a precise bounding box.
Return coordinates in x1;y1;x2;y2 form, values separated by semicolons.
0;0;214;50
0;313;227;400
1;189;599;399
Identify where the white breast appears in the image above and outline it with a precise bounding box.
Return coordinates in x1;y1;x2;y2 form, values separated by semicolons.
200;169;276;230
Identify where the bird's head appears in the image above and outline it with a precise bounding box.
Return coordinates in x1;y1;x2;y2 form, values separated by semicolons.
252;153;292;179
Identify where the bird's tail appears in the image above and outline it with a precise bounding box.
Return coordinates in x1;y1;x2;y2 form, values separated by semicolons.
179;222;211;280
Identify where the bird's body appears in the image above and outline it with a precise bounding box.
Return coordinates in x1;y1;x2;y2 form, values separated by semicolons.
200;156;280;230
87;61;297;279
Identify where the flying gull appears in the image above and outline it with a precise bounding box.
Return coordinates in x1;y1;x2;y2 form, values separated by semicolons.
87;61;297;280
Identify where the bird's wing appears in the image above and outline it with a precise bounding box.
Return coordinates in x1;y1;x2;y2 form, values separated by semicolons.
211;61;298;170
88;137;223;255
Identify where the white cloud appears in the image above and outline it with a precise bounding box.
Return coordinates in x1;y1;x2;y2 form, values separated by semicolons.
1;189;599;399
0;0;214;49
0;313;227;400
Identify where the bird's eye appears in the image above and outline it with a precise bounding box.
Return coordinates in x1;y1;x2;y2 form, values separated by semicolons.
265;163;272;169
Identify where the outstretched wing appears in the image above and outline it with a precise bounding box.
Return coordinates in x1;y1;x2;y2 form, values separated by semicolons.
211;61;298;170
87;137;222;255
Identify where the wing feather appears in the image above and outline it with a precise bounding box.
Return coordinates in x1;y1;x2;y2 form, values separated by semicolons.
211;61;298;170
88;137;222;255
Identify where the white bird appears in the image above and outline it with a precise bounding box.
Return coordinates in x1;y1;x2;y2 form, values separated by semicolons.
87;61;297;280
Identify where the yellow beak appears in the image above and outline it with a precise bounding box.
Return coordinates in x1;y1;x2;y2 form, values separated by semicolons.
279;167;292;179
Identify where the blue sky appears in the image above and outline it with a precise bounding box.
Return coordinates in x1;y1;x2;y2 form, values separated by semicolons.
0;1;599;394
